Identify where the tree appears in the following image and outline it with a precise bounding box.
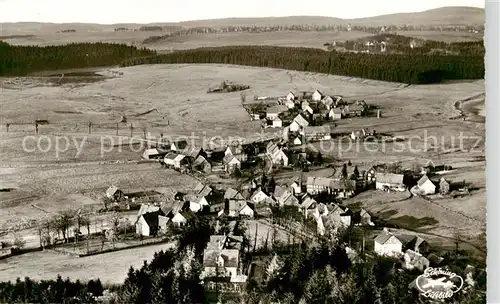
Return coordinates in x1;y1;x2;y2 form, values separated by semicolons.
54;211;75;244
268;177;276;193
353;165;359;178
341;163;348;179
13;235;26;249
317;152;323;165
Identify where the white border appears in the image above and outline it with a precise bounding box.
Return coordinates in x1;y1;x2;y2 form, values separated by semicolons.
486;0;500;303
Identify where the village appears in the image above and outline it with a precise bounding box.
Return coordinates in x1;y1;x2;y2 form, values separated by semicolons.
79;87;478;295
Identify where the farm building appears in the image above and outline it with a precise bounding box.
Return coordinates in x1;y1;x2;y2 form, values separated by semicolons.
374;228;403;258
106;185;125;201
301;102;314;115
184;195;209;213
375;173;405;191
321;96;334;108
306;176;356;198
180;144;202;159
267;117;283;128
312;90;324;101
171;210;196;226
164;152;188;169
402;235;430;255
141;148;167;160
304;125;331;141
416;175;436;195
346;103;366;117
306;177;335;194
219;200;254;218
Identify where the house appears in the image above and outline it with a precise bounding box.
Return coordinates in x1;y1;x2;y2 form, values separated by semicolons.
306;176;355;197
299;195;317;213
267;117;283;128
416;175;436;195
322;206;352;228
202;248;240;278
439;177;451;195
353;209;374;226
289;114;310;132
312;89;324;101
321;96;334;108
306;176;334;194
292;136;302;146
286;91;296;102
249;187;269;204
142;148;166;160
403;250;430;272
106;185;125;201
350;129;368;140
193;155;211;173
266;105;288;120
346;101;366;117
223;154;241;173
184;195;209;213
136;203;160;219
164;152;188;168
207;235;227;250
266;142;289;167
328;108;342;120
160;201;186;217
365;165;385;184
170;139;188;151
224;188;245;201
171;210;196;226
219;200;254;218
135;211;170;236
402;235;430;255
304;125;331;141
180;144;202;159
289;180;302;195
374;228;403;258
375;173;405;191
273;185;299;206
421;159;451;175
301;102;314;115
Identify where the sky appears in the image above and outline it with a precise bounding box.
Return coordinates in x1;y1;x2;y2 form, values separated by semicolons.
0;0;485;24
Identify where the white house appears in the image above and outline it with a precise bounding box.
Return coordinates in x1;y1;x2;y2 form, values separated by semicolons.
171;211;195;226
266;105;288;120
374;228;403;258
350;129;368;141
219;200;254;218
185;195;209;213
290;180;302;195
286;91;296;102
142;148;163;160
375;173;405;191
266;142;289;167
164;152;187;168
289;114;309;132
329;108;342;120
269;117;283;128
223;154;241;173
202;249;240;279
249;187;269;204
321;96;334;108
416;175;436;195
312;90;324;101
135;212;170;237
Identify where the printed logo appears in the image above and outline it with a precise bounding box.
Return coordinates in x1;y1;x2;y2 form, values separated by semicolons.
416;267;464;299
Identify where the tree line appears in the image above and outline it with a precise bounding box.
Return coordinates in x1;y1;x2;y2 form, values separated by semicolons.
0;41;156;76
120;45;484;84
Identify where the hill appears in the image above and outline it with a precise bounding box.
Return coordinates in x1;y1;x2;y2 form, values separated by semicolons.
0;6;484;34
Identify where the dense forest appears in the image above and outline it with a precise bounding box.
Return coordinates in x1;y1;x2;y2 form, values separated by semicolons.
120;45;484;84
0;217;487;304
0;42;155;76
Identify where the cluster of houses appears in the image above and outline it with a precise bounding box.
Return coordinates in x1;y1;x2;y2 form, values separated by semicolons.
374;228;436;272
250;89;370;145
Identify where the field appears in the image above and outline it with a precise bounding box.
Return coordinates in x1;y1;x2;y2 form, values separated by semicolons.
0;63;485;281
0;242;176;285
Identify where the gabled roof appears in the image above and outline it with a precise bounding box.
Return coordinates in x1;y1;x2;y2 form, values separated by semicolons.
313;89;324;96
283;194;299;206
273;185;289;200
331;108;342;114
203;249;239;268
439;177;450;185
375;173;404;184
417;175;433;187
301;196;317;209
179;210;197;221
293;114;310;127
171;139;188;150
223;153;240;165
249;187;269;201
374;230;402;245
193;155;209;166
304;125;331;135
160;201;185;217
164;152;178;160
322;96;334;106
228;200;249;213
181;145;202;158
137;204;160;218
224;188;242;200
174;154;186;162
142;148;161;157
267;105;288;114
106;185;120;197
198;185;213;197
140;211;160;227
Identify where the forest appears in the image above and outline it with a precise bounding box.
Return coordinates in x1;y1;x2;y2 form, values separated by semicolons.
120;45;484;84
0;41;155;76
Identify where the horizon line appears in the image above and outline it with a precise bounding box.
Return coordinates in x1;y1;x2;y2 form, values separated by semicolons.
0;5;484;26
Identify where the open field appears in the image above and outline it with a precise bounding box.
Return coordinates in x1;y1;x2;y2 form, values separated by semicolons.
0;242;176;284
0;30;374;52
